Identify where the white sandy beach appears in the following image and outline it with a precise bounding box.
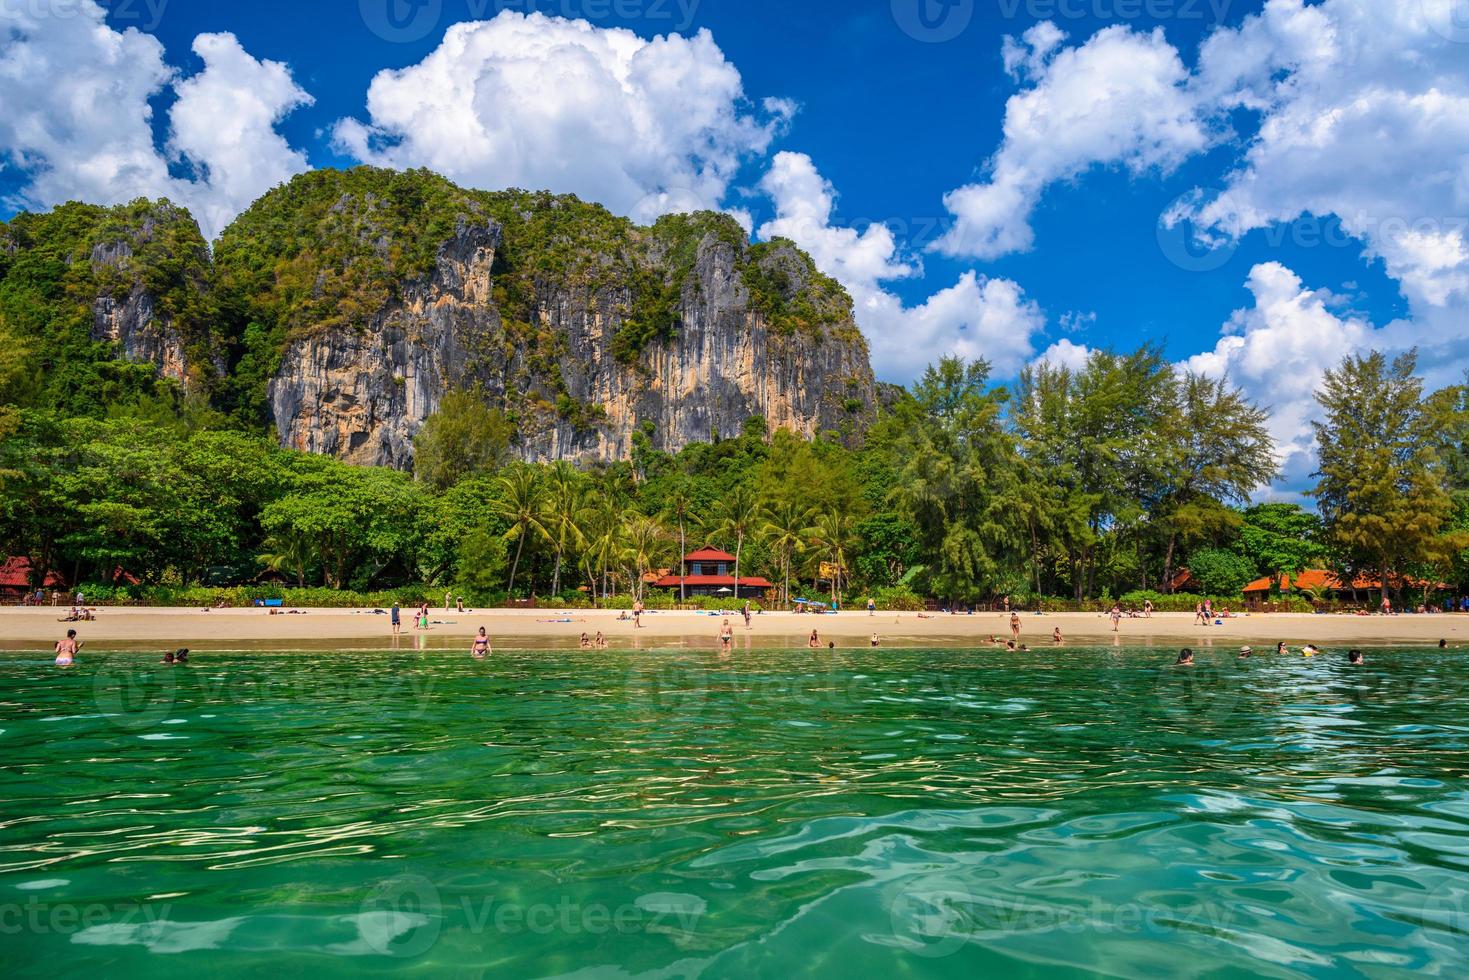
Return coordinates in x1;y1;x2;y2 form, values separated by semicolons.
2;605;1466;652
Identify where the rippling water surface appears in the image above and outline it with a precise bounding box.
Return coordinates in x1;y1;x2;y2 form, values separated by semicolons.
3;647;1469;978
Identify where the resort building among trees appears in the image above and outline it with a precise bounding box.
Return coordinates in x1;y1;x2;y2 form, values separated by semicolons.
652;548;773;599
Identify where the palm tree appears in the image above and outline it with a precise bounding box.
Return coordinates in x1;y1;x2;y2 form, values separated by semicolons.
805;508;856;608
623;515;669;600
493;465;546;596
761;499;814;608
258;531;311;588
662;478;698;603
580;491;622;604
711;484;759;589
538;461;587;596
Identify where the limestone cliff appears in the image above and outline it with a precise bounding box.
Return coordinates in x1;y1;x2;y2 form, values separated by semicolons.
223;167;877;468
0;200;218;408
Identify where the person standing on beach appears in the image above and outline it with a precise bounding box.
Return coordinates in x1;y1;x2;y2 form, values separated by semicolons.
390;602;401;635
633;599;644;628
868;598;876;616
719;619;734;651
742;601;752;629
1110;604;1122;632
54;629;79;666
1009;612;1021;642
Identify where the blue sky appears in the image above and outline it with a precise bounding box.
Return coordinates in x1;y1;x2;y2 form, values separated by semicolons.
3;1;1467;491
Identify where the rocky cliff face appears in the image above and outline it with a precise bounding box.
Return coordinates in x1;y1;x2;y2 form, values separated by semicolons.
90;238;191;386
253;170;877;469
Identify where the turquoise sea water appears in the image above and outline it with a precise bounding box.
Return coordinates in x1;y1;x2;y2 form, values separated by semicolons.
2;647;1467;978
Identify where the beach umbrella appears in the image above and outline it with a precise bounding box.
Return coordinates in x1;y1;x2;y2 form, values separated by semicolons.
716;587;733;594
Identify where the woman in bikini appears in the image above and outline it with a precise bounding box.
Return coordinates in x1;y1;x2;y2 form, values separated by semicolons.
580;632;591;649
471;627;491;659
808;629;820;649
719;619;734;651
54;629;79;666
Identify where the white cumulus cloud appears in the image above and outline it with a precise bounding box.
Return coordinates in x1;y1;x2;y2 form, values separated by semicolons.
333;12;784;223
758;151;1046;381
0;1;312;240
936;23;1207;259
1185;262;1375;489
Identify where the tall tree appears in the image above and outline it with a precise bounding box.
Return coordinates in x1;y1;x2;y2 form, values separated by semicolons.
762;499;814;607
412;390;514;490
493;464;546;596
1155;372;1277;591
661;477;698;602
805;508;858;607
1312;350;1459;602
889;357;1023;603
538;461;587;596
711;483;759;588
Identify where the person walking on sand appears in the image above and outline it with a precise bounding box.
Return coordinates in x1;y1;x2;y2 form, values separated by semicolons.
633;599;644;628
390;602;401;635
742;601;752;630
1009;612;1021;642
471;627;491;659
1194;602;1206;626
1110;603;1122;632
868;597;876;616
54;629;80;666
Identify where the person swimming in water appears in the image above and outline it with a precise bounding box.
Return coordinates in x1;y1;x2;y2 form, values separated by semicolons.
1174;648;1195;666
471;627;491;659
175;649;189;665
161;651;175;664
1276;641;1289;655
1348;649;1364;664
54;629;79;666
1238;646;1253;658
1302;644;1319;657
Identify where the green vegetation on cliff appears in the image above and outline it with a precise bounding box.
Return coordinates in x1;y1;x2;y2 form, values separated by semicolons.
0;199;216;413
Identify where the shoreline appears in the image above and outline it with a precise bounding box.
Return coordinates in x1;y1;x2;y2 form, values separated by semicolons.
2;606;1465;652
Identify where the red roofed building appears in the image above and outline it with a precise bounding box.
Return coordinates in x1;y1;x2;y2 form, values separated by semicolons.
651;548;773;599
0;557;66;598
1243;570;1445;600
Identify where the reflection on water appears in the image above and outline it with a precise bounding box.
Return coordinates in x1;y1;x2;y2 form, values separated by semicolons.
1;647;1467;978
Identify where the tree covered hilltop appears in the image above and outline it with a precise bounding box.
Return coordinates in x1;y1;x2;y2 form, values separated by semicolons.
2;169;1466;609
